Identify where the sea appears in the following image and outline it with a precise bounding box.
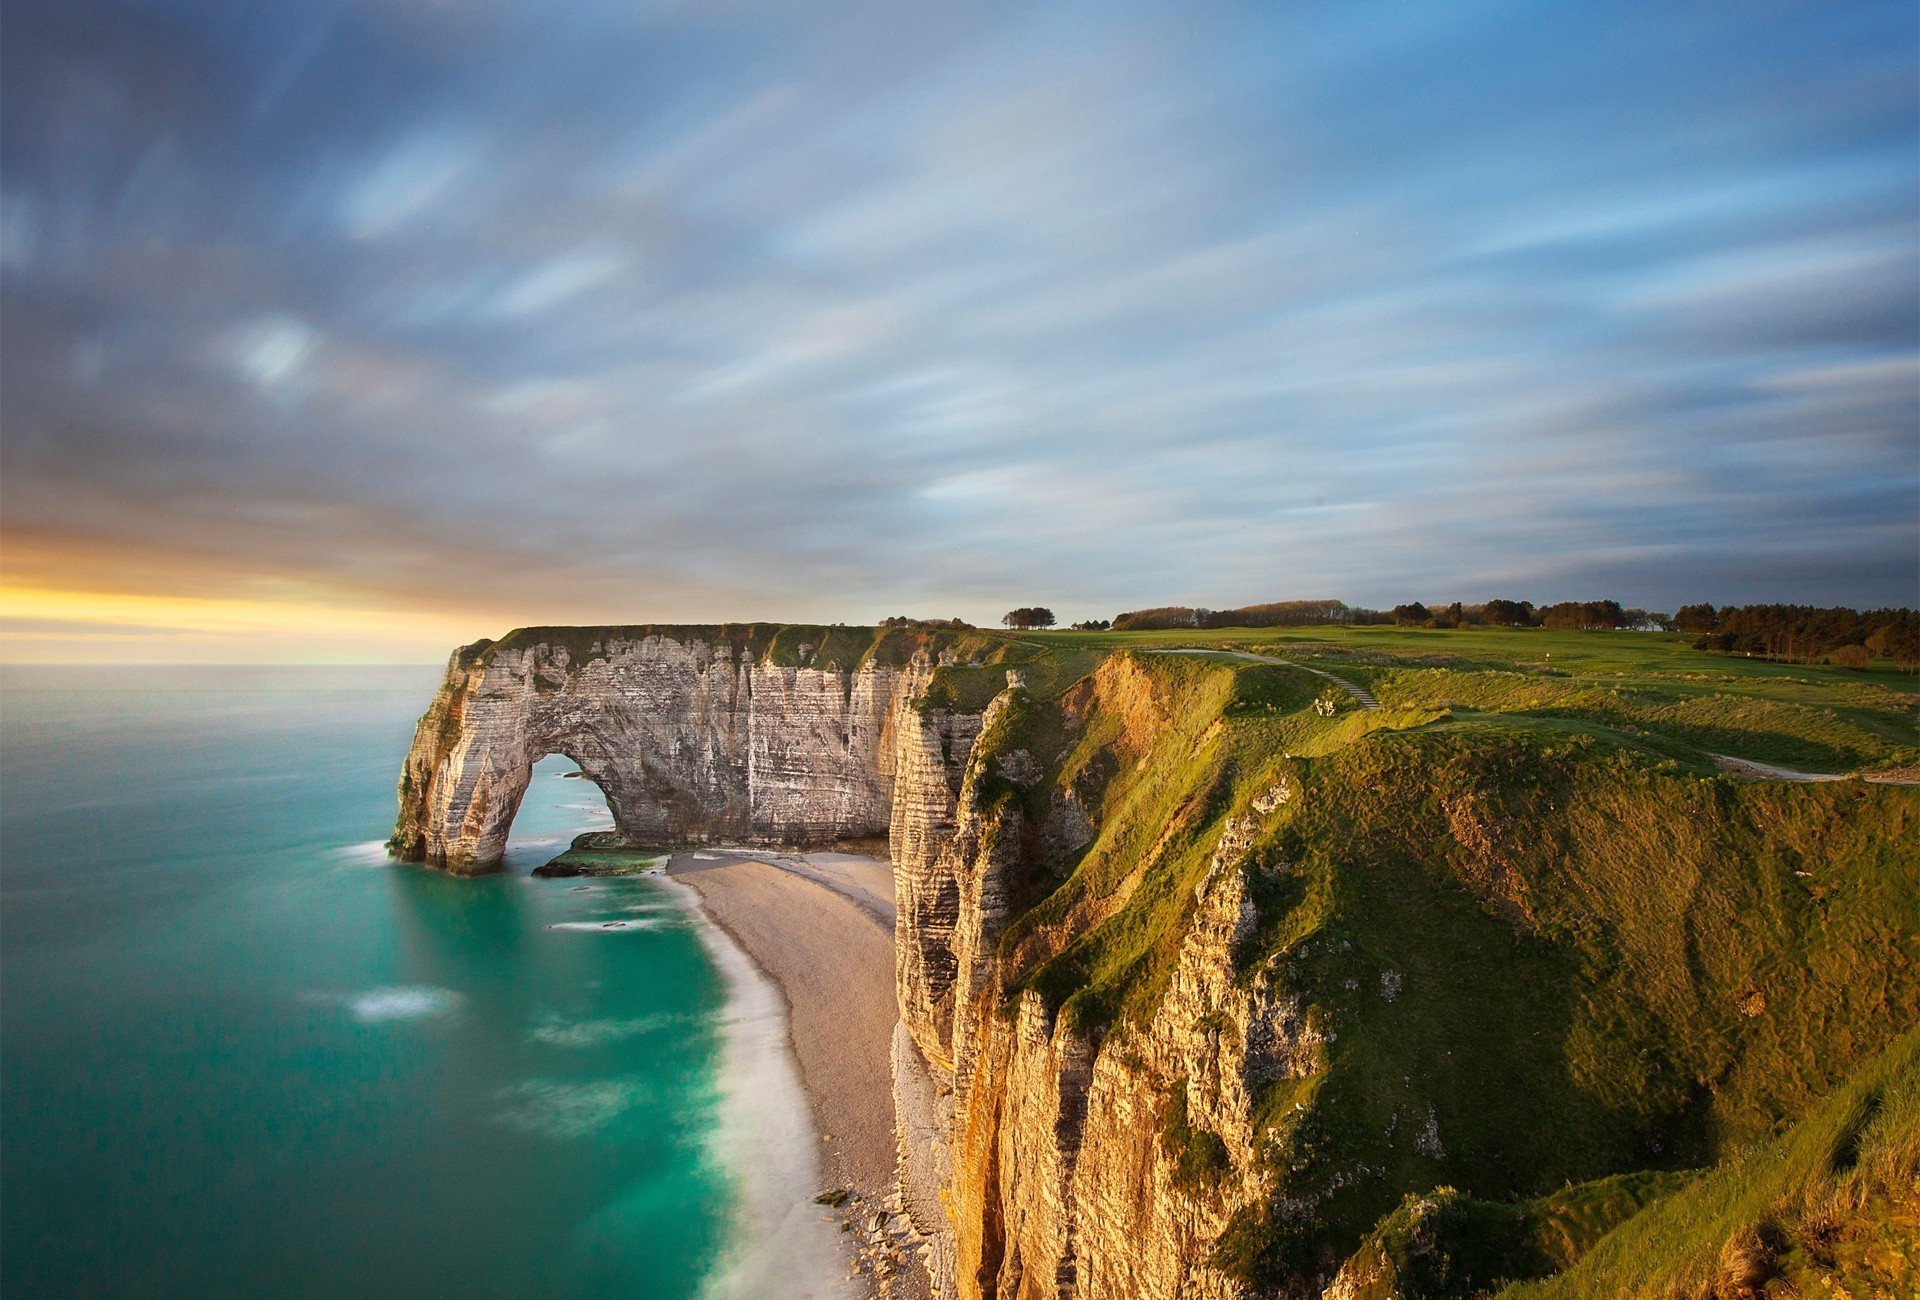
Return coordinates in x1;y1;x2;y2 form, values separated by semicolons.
0;665;827;1299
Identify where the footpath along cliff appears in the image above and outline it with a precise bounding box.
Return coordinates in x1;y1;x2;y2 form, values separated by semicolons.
393;625;1920;1299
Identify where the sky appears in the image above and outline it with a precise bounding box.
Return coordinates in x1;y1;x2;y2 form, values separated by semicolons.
1;0;1915;661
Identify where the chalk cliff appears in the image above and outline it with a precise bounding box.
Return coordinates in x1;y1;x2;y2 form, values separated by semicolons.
390;625;937;872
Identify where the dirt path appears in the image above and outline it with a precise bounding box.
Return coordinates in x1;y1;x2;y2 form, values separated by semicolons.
1152;647;1381;709
1711;754;1920;786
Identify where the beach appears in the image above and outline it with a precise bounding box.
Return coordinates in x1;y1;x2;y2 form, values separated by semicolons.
668;850;929;1299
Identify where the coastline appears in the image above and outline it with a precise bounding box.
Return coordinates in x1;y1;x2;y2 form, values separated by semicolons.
658;872;854;1300
667;851;935;1300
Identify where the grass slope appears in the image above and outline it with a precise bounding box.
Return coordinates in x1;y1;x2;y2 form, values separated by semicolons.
1503;1029;1918;1299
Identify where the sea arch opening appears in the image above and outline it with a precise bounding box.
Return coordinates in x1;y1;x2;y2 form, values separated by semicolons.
500;753;618;875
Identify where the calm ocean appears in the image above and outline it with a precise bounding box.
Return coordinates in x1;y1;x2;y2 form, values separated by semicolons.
1;665;746;1299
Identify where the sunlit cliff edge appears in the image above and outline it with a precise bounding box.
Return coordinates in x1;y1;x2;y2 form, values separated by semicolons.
393;623;1920;1298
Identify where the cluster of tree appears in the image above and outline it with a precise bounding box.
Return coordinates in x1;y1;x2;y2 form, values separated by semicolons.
1001;607;1057;630
1111;600;1362;632
1482;599;1534;626
879;616;975;630
1391;602;1465;626
1676;604;1918;669
1070;619;1112;631
1539;599;1628;630
1392;599;1674;630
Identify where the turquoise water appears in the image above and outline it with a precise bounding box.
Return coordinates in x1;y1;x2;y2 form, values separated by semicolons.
1;666;736;1299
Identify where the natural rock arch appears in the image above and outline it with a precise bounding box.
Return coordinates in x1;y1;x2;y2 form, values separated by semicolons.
388;627;933;874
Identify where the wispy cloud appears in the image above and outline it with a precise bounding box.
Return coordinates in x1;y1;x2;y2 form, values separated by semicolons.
1;0;1913;660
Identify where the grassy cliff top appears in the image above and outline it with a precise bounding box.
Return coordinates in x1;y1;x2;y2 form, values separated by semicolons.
461;623;1917;773
939;632;1916;1294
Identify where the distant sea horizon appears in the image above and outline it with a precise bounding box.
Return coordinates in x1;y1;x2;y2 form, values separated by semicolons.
0;663;805;1299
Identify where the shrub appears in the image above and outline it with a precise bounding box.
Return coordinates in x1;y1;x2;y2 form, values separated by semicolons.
1828;645;1872;670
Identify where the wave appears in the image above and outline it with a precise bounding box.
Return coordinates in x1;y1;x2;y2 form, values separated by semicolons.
544;918;664;933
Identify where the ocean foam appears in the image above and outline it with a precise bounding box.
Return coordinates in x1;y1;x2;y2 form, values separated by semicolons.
544;918;663;933
311;986;462;1023
529;1013;678;1049
331;840;394;866
658;876;852;1300
489;1078;649;1140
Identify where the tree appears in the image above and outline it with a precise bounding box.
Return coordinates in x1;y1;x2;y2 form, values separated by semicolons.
1070;619;1111;631
1482;599;1533;627
1867;620;1919;672
1002;607;1056;630
1673;604;1720;633
1442;601;1464;627
1391;602;1432;626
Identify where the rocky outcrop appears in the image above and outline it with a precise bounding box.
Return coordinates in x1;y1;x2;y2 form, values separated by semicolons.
391;626;938;873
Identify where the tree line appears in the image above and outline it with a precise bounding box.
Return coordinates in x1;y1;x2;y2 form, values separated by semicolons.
984;597;1916;672
1675;604;1917;670
1104;598;1663;632
1109;599;1367;631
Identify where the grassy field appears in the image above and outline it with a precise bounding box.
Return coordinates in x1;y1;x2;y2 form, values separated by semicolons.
1015;624;1920;774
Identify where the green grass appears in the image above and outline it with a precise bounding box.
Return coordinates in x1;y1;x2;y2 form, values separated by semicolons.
1002;653;1318;1034
1203;725;1918;1288
1325;1170;1692;1300
1502;1029;1919;1299
1030;625;1920;773
1162;1078;1235;1195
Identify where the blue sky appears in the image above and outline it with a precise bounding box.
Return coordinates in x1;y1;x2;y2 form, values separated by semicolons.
2;0;1914;658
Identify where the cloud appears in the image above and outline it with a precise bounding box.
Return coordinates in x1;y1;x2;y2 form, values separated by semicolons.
0;0;1913;661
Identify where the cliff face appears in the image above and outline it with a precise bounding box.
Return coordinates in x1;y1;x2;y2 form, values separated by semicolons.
390;626;937;872
889;660;1308;1300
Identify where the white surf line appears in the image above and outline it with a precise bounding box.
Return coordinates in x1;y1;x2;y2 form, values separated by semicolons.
1148;647;1381;710
655;874;856;1300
